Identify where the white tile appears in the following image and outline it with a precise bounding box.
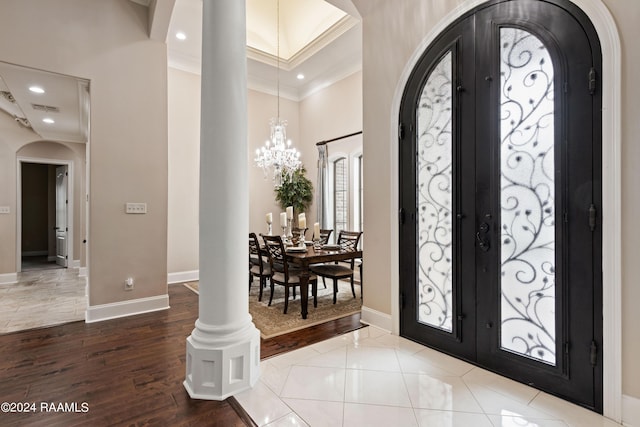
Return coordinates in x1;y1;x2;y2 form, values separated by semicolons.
463;367;540;405
344;369;412;407
280;366;346;402
529;392;622;427
486;413;569;427
260;360;292;396
343;403;418;427
268;346;322;370
282;398;343;427
345;345;401;372
409;346;475;376
465;382;557;420
370;334;426;355
298;346;347;369
264;412;309;427
235;381;294;427
397;351;464;377
309;335;350;353
403;373;484;413
414;409;494;427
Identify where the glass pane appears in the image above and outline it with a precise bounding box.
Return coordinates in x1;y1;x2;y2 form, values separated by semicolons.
500;28;556;365
417;51;453;332
333;158;348;234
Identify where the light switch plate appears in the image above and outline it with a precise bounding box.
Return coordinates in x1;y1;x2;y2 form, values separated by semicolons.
125;202;147;214
0;206;10;214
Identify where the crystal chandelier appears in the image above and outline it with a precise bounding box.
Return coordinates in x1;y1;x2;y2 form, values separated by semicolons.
254;0;301;188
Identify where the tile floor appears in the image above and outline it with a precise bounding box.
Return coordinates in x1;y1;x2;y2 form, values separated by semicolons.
0;268;86;334
236;326;621;427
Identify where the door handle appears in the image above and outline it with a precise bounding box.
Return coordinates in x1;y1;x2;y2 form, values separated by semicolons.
476;222;490;251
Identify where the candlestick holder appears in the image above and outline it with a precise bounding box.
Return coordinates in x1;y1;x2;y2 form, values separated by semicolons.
267;222;272;236
286;218;293;243
298;229;306;248
313;238;321;251
281;226;287;242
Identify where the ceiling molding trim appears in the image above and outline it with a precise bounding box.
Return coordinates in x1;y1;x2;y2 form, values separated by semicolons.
298;63;361;101
246;15;360;70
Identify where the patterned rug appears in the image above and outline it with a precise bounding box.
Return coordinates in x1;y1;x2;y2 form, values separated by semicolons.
183;279;362;339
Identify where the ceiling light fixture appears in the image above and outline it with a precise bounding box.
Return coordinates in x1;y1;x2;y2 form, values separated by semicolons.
296;73;305;80
42;118;55;124
176;32;187;40
29;86;45;94
254;0;301;188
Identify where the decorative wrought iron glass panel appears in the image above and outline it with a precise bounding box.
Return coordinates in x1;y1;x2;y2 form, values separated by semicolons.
417;51;453;332
499;28;556;364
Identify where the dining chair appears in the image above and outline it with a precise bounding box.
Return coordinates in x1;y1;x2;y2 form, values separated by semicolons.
313;229;333;245
249;232;271;302
310;230;362;304
262;234;318;314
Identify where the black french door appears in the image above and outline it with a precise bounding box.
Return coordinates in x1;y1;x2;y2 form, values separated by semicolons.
399;0;602;411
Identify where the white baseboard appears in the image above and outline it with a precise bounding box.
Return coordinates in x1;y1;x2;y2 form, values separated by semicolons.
0;272;18;285
78;267;87;277
85;294;169;323
168;270;199;284
623;394;640;427
360;305;393;333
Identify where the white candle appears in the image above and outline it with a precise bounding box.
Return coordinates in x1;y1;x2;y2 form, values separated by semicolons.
299;217;306;229
280;212;287;228
266;212;272;224
286;206;293;219
298;213;305;225
313;222;320;239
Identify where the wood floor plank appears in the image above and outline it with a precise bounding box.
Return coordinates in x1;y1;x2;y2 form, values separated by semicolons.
0;283;364;426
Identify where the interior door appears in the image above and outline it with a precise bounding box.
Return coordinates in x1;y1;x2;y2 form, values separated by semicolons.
55;165;68;267
399;0;602;412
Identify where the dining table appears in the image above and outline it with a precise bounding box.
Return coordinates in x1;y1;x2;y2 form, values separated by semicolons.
285;244;363;319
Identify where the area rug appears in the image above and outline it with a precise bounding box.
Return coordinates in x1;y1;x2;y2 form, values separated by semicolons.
183;279;361;339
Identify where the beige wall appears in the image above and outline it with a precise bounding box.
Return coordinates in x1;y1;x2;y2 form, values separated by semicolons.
353;0;640;400
167;69;304;275
300;71;363;232
248;90;301;236
0;0;168;305
168;67;200;275
166;70;362;277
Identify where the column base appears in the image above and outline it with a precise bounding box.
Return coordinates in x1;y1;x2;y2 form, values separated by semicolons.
184;320;260;400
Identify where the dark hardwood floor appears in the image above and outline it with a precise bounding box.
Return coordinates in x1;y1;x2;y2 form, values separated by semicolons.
0;284;363;426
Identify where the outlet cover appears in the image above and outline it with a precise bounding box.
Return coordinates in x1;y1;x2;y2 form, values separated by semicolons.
125;202;147;214
0;206;10;214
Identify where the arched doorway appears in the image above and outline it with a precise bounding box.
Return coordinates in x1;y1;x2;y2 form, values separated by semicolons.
398;0;603;411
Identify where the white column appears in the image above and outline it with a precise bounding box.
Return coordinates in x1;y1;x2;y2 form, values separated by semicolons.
184;0;260;400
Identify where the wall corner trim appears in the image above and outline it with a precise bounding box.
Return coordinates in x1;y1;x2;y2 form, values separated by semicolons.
0;273;18;285
167;270;199;284
85;294;169;323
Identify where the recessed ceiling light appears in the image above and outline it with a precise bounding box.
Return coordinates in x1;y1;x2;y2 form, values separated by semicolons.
176;32;187;40
29;86;45;94
42;118;55;124
296;73;305;80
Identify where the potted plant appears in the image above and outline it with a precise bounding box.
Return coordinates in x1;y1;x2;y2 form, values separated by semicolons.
274;167;313;220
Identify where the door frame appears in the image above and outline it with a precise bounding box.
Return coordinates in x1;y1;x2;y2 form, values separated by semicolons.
16;156;74;273
388;0;622;421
